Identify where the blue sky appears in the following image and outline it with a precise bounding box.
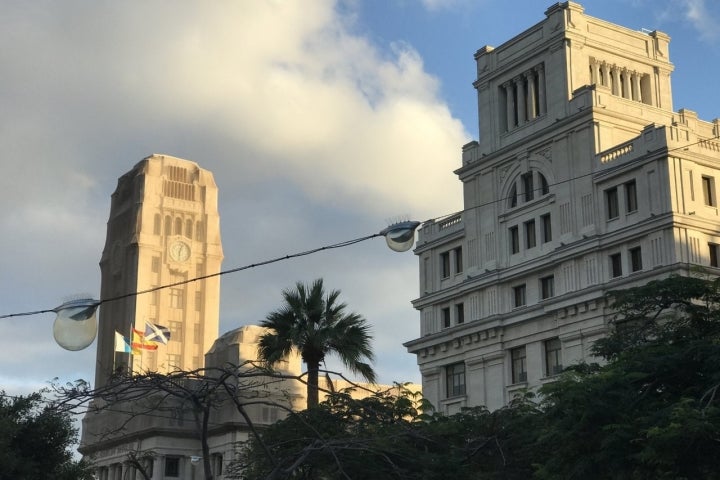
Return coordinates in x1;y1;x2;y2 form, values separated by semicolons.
0;0;718;407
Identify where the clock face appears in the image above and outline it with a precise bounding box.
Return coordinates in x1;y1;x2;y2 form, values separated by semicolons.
170;241;191;262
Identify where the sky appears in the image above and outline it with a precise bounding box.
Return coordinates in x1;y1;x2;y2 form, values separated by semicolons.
1;0;719;404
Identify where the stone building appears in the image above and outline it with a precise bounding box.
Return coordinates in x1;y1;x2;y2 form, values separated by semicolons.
82;156;419;479
405;2;720;412
94;154;223;388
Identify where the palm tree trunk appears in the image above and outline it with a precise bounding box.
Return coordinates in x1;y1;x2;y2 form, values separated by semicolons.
306;361;320;409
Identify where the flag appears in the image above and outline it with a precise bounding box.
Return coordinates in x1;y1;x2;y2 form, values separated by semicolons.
145;321;171;345
114;331;132;353
132;328;158;351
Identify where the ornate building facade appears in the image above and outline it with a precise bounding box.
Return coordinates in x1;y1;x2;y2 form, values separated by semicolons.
405;2;720;412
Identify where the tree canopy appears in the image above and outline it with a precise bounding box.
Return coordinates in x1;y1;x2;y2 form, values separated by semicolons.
0;390;93;480
237;275;720;479
258;279;376;409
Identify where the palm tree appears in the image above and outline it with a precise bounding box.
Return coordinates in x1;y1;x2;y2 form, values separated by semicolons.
258;278;377;409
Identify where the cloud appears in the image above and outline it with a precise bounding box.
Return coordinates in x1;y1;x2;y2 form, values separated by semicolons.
681;0;720;41
0;0;467;396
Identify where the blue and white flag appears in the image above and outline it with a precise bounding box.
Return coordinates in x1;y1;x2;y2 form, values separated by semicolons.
145;321;171;345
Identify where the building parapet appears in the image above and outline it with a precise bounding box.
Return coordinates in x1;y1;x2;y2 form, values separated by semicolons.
417;213;464;247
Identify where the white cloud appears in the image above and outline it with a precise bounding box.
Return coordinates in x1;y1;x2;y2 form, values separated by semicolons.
0;0;467;396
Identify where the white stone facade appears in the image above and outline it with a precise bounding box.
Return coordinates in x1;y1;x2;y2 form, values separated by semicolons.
405;2;720;413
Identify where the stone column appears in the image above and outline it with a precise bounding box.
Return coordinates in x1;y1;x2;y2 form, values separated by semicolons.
525;70;537;119
599;62;609;87
622;69;631;99
590;60;600;85
612;67;621;96
503;81;514;131
632;72;643;102
536;65;546;115
515;76;526;125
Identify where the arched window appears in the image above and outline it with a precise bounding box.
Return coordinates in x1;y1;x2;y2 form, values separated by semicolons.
164;216;172;236
185;219;193;239
539;173;549;195
175;218;182;235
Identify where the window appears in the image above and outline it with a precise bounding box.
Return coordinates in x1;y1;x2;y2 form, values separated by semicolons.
185;219;193;239
169;288;184;308
169;321;183;342
168;354;182;369
625;180;638;213
165;215;172;235
509;183;518;208
703;176;716;206
606;187;619;220
545;338;562;376
541;214;552;243
510;226;520;254
511;347;527;383
456;303;465;324
441;308;451;328
165;457;180;477
524;219;536;249
454;247;463;274
630;246;643;272
174;217;182;235
441;252;451;278
522;173;534;202
710;243;719;267
195;290;203;312
446;362;466;397
540;275;555;299
513;284;526;308
539;173;549;195
610;253;622;278
212;454;223;476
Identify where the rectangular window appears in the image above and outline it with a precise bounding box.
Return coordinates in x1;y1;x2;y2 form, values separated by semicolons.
703;176;716;206
540;275;555;299
545;338;562;376
454;246;463;274
610;253;622;278
541;214;552;243
212;454;223;476
165;457;180;477
625;180;638;213
446;362;466;397
167;354;182;369
456;303;464;324
169;288;184;309
606;187;619;220
150;290;159;306
510;226;520;254
441;252;451;278
630;246;643;272
710;243;719;267
524;219;536;249
511;347;527;383
151;256;160;273
513;284;526;308
522;173;534;202
169;321;183;342
441;307;451;328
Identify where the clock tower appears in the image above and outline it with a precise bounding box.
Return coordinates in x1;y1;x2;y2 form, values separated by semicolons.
95;154;223;387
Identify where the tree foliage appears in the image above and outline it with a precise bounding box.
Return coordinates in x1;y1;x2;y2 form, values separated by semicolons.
536;275;720;479
233;386;543;479
236;275;720;479
258;279;376;409
0;390;94;480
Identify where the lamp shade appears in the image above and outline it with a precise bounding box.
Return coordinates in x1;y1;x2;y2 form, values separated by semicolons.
380;221;421;252
52;298;99;351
